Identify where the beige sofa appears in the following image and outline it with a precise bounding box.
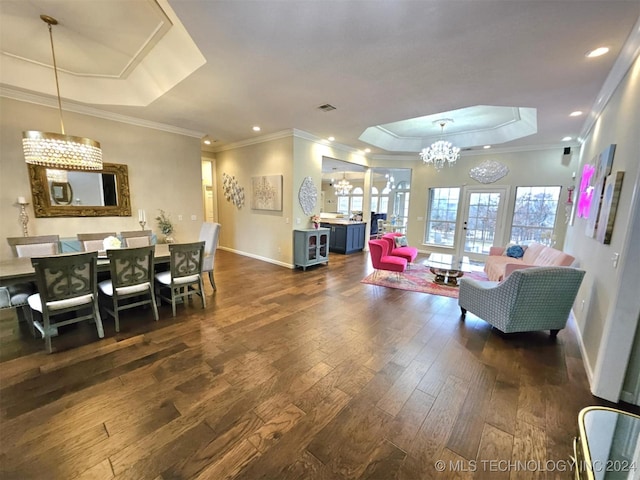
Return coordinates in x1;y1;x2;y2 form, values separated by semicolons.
484;242;575;281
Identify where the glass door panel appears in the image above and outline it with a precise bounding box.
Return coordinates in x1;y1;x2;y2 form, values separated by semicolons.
308;235;317;260
457;187;508;261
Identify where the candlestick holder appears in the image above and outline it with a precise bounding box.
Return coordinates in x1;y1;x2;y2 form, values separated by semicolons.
17;200;29;237
139;221;147;230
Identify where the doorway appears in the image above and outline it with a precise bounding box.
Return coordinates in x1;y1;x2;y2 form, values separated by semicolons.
456;186;509;261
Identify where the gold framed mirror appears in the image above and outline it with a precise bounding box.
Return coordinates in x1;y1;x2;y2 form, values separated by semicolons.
28;162;131;217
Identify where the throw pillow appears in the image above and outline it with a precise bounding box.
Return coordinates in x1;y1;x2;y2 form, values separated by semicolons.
394;235;408;248
505;244;525;258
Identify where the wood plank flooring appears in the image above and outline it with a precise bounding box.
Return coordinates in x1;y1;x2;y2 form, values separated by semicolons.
0;249;631;479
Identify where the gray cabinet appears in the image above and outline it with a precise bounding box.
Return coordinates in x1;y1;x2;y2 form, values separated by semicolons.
294;228;330;270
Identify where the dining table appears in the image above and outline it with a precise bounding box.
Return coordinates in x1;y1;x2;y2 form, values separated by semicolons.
0;243;171;285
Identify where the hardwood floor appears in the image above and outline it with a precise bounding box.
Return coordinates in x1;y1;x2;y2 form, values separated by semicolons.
0;250;620;479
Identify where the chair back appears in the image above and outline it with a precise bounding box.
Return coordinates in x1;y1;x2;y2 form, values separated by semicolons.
504;267;586;323
7;235;60;258
120;230;152;247
198;222;221;271
169;242;205;280
107;246;155;289
77;232;117;252
368;239;390;269
31;252;98;304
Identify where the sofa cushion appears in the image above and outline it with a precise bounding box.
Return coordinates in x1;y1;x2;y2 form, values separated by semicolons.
484;242;575;281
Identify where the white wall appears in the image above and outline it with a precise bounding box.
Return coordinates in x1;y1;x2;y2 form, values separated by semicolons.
563;55;640;402
0;97;203;260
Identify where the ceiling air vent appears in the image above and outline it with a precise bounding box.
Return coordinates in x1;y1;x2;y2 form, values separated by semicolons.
317;104;336;112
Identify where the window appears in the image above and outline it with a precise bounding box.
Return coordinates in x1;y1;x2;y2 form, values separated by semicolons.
510;186;561;245
371;187;379;212
425;187;460;246
337;187;364;215
351;187;364;213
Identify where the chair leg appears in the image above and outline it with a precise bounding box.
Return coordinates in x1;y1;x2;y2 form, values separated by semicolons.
94;299;105;338
208;271;216;290
171;287;177;317
43;312;52;353
24;305;36;338
199;278;206;309
112;297;120;333
150;287;159;321
550;329;560;339
460;307;467;319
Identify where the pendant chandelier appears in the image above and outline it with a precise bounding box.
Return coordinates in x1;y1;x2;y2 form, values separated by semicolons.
420;119;459;171
22;15;102;170
334;172;353;196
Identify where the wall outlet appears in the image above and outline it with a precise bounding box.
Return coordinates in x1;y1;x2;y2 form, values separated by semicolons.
178;214;183;221
296;218;300;225
191;215;197;221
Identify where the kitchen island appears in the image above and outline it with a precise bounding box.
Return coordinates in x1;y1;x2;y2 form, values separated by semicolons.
319;219;366;254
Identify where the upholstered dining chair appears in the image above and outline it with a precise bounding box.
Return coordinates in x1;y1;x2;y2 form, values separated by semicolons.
5;235;60;332
198;222;221;289
7;235;60;257
27;251;104;353
120;230;152;247
368;239;407;279
98;246;159;332
458;266;586;338
77;232;117;252
155;242;206;316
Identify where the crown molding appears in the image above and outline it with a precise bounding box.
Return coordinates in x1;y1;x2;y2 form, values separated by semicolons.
0;85;205;138
580;15;640;142
371;141;582;161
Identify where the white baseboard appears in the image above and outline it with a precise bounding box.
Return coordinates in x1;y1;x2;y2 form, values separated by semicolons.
570;310;594;387
217;246;294;269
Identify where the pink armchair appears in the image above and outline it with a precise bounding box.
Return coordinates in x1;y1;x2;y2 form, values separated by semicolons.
368;239;407;278
381;233;418;264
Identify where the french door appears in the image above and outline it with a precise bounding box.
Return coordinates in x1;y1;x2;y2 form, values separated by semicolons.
455;186;509;261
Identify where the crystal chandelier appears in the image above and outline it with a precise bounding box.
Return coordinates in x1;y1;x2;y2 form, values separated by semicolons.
334;172;353;196
22;15;102;170
420;119;459;171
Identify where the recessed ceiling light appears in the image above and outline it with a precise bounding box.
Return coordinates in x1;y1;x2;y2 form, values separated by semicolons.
569;111;583;117
562;136;572;141
483;145;491;149
364;148;371;153
328;136;335;142
203;139;211;145
586;47;609;58
252;126;261;132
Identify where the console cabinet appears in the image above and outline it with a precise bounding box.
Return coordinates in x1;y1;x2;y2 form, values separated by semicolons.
294;228;330;270
321;222;366;254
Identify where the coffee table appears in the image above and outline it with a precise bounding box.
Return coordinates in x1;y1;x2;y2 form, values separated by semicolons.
426;253;471;286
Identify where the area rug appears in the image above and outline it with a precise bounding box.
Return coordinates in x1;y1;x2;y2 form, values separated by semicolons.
361;264;489;298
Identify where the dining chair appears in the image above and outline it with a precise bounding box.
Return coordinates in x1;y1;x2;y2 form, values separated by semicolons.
155;242;206;317
7;235;60;257
77;232;117;252
27;251;104;353
98;246;159;332
5;235;60;334
198;222;221;289
120;230;152;247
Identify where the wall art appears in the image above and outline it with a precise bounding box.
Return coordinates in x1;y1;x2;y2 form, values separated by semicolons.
468;161;509;184
585;144;616;238
251;174;283;211
298;177;318;216
596;171;624;244
222;172;245;209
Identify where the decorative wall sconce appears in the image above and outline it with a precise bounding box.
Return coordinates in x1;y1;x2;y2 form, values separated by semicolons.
16;196;29;236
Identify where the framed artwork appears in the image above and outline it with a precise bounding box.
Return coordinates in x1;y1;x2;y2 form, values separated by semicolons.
596;171;624;244
251;175;283;211
585;144;616;238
